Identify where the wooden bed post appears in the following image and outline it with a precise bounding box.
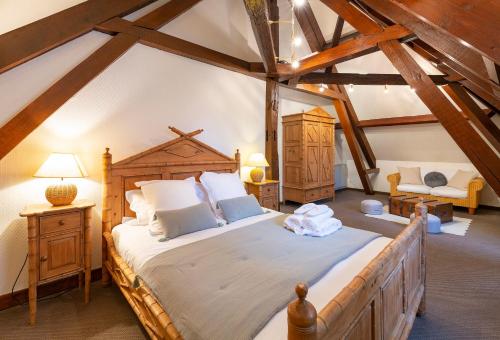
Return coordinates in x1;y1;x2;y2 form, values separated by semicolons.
287;283;318;340
102;148;112;286
415;201;428;316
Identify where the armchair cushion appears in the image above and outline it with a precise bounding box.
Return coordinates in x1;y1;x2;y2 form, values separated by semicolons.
448;170;478;190
397;184;432;194
430;186;468;199
398;167;424;185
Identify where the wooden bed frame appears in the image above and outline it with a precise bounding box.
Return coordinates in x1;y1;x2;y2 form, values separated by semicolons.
102;126;427;340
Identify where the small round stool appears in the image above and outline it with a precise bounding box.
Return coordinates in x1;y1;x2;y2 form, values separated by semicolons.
361;199;384;215
410;213;441;233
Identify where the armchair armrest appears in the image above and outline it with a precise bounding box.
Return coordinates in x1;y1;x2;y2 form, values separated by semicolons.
468;177;485;194
387;173;401;195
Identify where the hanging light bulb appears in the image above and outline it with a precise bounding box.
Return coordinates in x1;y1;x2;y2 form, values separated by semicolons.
348;84;354;93
384;84;389;94
291;60;300;69
294;0;306;6
319;86;325;93
410;86;416;93
293;36;302;47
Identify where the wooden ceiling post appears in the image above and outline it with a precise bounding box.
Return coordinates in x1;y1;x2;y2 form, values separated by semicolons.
0;0;203;161
443;83;500;153
334;99;374;194
243;0;277;74
295;1;378;193
265;78;280;180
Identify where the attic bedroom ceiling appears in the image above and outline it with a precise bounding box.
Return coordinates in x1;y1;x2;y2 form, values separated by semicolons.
0;0;498;195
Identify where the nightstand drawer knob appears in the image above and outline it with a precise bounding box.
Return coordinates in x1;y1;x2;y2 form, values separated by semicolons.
58;220;65;226
40;256;48;262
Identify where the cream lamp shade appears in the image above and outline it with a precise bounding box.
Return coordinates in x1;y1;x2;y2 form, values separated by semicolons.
34;153;88;206
246;153;269;183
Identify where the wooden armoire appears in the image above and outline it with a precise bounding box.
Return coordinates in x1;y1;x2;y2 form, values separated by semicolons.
282;107;335;203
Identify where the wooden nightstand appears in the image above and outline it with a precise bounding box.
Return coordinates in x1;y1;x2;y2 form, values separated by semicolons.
19;200;95;325
245;180;280;210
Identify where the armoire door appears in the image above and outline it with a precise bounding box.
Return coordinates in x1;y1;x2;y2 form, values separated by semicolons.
320;123;334;186
283;122;303;188
305;122;320;188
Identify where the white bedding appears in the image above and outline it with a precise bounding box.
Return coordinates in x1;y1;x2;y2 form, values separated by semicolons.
112;211;392;339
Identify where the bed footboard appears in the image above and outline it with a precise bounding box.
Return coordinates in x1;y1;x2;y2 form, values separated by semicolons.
102;232;181;340
288;202;428;340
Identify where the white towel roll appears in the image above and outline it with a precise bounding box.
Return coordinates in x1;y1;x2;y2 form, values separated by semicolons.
305;205;333;217
302;208;334;231
309;218;342;237
294;203;316;215
283;214;304;230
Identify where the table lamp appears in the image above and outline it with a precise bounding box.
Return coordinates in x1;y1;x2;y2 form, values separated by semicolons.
247;153;269;183
34;153;88;206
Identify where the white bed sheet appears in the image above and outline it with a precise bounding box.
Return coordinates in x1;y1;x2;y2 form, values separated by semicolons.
112;211;392;339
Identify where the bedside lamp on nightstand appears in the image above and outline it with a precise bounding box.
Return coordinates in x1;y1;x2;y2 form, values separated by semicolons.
247;153;269;183
34;153;88;206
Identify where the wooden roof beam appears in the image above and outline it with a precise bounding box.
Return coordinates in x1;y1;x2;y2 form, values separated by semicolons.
298;72;450;86
243;0;277;74
287;24;411;78
0;0;155;75
0;0;203;160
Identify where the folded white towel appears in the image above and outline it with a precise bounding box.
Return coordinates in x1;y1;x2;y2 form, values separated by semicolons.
283;214;304;230
307;218;342;237
303;208;334;231
294;203;316;215
305;205;332;217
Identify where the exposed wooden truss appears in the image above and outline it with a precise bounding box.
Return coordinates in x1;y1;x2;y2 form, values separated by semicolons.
298;72;449;85
0;0;155;74
0;0;498;197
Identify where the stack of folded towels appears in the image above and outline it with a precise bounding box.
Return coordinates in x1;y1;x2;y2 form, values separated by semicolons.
284;203;342;237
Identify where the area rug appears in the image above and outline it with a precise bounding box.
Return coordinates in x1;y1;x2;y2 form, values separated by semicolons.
365;206;472;236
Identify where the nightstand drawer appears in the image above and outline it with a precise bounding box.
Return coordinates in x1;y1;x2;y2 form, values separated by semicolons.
261;196;278;210
39;230;81;281
261;184;276;197
40;211;81;235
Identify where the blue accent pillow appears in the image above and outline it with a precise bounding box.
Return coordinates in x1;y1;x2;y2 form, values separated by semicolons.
424;172;447;188
155;202;218;239
218;194;265;223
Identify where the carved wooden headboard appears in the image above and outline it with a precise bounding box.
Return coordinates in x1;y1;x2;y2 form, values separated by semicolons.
101;127;240;234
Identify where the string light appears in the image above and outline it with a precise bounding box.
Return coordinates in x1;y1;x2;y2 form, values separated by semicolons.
384;84;389;94
348;84;354;93
319;84;327;92
293;36;302;47
410;87;416;93
291;60;300;69
294;0;306;6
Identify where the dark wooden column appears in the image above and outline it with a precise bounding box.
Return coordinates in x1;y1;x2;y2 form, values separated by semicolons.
265;78;280;180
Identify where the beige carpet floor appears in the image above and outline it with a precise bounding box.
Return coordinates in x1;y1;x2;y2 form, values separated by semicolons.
1;190;499;339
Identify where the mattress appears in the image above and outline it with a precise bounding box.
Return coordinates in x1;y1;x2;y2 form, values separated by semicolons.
112;211;392;339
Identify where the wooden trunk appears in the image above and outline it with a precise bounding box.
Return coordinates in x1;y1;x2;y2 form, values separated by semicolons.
282;107;335;204
389;195;416;215
425;201;453;223
402;198;436;218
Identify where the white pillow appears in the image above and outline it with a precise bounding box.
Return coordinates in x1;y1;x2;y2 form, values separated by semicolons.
199;171;247;211
398;167;423;185
140;180;201;211
447;170;478;190
124;190;155;225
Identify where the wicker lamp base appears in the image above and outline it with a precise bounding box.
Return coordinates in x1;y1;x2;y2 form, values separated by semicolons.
45;183;77;206
250;167;264;183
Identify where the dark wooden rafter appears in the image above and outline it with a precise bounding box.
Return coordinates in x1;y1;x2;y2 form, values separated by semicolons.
324;17;344;74
443;83;500;153
288;24;411;78
294;1;377;194
356;0;493;79
327;0;500;194
386;0;500;62
243;0;277;74
278;83;346;101
0;0;203;161
265;79;280;180
298;72;450;85
266;0;279;57
0;0;155;75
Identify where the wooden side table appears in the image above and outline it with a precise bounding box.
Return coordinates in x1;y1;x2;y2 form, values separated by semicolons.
19;200;95;325
245;180;280;210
